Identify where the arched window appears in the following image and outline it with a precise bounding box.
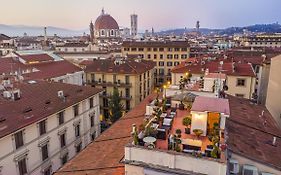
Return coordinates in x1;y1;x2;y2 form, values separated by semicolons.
101;30;105;36
111;30;114;36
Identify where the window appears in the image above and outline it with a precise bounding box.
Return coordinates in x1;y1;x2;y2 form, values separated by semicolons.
41;144;49;161
147;54;151;59
125;88;130;98
15;131;24;149
43;168;51;175
167;54;173;59
91;132;96;141
181;48;187;51
138;48;144;51
236;79;246;86
126;100;130;111
181;54;187;59
76;143;82;153
89;97;94;109
174;54;179;59
154;54;157;59
153;48;157;51
160;54;163;59
61;154;68;165
158;61;164;66
75;124;80;137
174;48;180;51
111;30;114;36
58;111;64;125
39;120;46;136
18;158;27;175
131;48;137;51
139;75;142;81
147;48;151;51
73;105;79;117
60;134;66;148
159;68;165;75
168;48;172;52
167;62;173;67
159;48;164;51
125;75;130;84
174;62;180;66
90;114;95;127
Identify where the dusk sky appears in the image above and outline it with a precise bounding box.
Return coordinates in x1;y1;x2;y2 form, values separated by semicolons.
0;0;280;31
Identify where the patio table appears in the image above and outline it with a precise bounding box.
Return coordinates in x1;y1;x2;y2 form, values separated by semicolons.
143;136;157;144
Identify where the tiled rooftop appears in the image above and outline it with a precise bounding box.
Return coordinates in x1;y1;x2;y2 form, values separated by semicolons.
23;60;82;80
84;59;155;75
55;93;157;175
226;95;281;170
0;80;102;138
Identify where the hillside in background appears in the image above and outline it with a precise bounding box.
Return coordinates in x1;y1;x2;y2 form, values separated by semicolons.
0;24;88;37
0;23;280;37
158;23;281;35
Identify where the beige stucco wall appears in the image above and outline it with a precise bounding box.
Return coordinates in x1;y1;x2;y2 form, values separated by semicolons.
121;45;190;85
225;76;255;99
86;67;155;114
0;94;100;175
266;55;281;127
125;146;227;175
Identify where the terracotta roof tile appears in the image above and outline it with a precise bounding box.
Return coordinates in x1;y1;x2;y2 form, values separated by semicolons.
84;59;155;75
0;81;102;138
23;60;82;80
226;95;281;170
55;93;157;175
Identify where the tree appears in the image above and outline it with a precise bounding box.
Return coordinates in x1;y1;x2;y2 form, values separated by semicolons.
109;88;124;123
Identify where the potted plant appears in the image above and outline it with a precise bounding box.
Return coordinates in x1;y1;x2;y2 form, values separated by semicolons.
211;145;220;159
182;117;192;134
193;129;203;138
175;129;182;138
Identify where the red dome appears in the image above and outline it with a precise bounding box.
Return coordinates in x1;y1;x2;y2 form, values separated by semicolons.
94;14;119;30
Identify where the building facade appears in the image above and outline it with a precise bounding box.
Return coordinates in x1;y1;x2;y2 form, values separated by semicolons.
266;55;281;127
244;34;281;48
83;58;155;118
121;41;190;86
0;80;102;175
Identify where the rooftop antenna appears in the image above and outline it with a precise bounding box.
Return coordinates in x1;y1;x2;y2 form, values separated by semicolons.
101;7;105;15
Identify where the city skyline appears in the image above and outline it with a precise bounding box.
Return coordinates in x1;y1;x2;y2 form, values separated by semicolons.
0;0;280;31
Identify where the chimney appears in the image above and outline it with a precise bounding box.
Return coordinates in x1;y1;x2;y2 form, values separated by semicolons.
273;137;277;146
205;68;209;75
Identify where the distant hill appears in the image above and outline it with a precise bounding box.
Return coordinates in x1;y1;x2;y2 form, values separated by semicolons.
0;24;88;37
158;23;281;35
1;23;281;37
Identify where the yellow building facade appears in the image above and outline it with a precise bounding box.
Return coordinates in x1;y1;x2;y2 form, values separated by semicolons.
121;41;190;86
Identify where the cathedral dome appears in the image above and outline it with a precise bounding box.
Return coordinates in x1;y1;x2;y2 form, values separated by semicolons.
94;9;119;30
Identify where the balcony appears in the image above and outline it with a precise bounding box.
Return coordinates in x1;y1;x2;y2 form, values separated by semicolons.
87;80;132;87
99;93;132;100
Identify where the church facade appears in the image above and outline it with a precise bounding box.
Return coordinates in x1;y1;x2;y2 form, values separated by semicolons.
90;9;121;43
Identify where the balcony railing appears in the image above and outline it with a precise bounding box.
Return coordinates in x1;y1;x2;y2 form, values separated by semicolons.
99;93;132;100
87;80;132;87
